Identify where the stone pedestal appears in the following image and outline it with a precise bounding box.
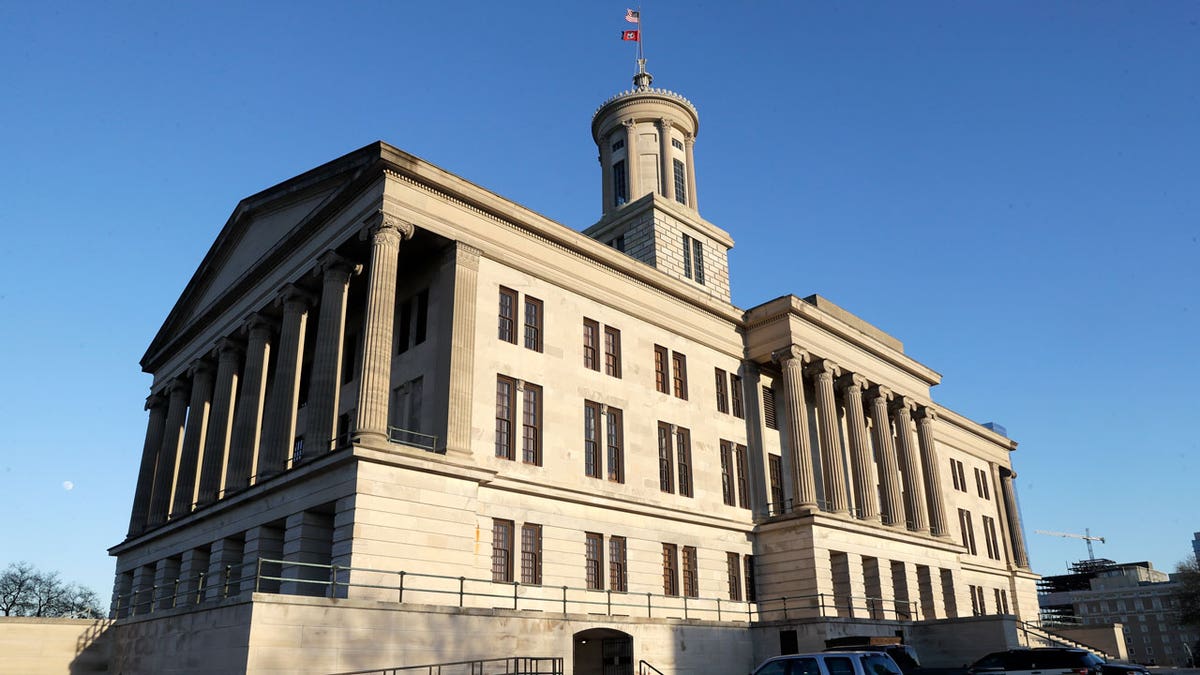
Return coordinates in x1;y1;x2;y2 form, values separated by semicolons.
281;511;335;596
205;537;245;602
242;524;285;595
178;547;211;607
153;557;182;610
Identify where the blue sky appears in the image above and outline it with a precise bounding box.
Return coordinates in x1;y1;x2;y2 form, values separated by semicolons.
0;2;1196;601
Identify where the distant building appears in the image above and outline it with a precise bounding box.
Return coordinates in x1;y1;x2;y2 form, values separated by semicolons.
1039;560;1197;666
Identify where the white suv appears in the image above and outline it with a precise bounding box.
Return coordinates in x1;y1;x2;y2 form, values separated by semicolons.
753;651;906;675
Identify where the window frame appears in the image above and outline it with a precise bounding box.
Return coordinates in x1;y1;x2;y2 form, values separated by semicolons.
606;406;624;483
715;368;729;413
586;532;604;590
498;287;518;344
523;296;543;352
584;400;602;479
657;422;674;493
730;373;744;418
654;345;669;393
521;523;542;585
671;351;688;400
676;426;693;498
583;318;600;371
603;325;622;378
609;535;628;592
682;545;698;598
662;543;679;597
492;519;514;582
495;376;516;460
727;552;742;601
522;383;542;466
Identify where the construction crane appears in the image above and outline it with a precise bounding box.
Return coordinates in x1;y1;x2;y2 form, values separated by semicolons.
1035;528;1106;560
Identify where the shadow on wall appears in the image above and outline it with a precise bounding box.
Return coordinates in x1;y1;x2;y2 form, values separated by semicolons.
72;619;114;674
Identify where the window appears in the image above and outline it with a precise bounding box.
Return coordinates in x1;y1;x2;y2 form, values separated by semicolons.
604;326;622;377
495;376;516;460
524;297;543;352
682;234;692;279
975;467;991;499
521;523;542;585
744;555;757;602
584;401;602;478
680;234;705;284
950;459;967;492
609;536;628;592
720;441;736;506
522;384;542;466
982;516;1001;560
715;368;729;413
730;373;744;418
657;422;674;493
654;345;669;393
769;454;784;507
719;440;751;509
609;234;625;252
498;287;518;343
606;407;624;483
586;532;604;590
583;319;600;370
692;237;704;284
662;544;679;596
682;546;698;597
612;138;625;151
672;138;683;150
994;588;1009;614
613;160;627;206
672;352;688;399
727;552;742;601
735;443;749;508
969;585;987;616
676;427;693;497
958;509;977;555
492;519;514;582
763;386;778;430
673;159;687;205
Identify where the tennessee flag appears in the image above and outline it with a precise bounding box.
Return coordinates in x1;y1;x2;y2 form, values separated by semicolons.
621;29;640;41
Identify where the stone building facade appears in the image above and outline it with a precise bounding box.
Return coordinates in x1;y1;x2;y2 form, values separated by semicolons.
108;65;1040;674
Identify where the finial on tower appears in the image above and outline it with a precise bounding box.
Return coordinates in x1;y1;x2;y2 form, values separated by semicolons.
633;59;652;89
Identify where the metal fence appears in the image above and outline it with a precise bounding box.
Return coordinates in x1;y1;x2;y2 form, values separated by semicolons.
330;656;563;675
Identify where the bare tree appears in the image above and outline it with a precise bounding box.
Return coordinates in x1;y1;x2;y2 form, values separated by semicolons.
0;562;104;618
0;561;37;616
1173;556;1200;629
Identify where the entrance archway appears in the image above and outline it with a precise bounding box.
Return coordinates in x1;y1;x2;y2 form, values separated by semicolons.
573;627;634;675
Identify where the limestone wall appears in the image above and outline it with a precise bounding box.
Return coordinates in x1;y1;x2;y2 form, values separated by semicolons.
0;617;113;675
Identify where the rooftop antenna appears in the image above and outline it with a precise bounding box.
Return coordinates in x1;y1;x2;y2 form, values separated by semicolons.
1035;528;1107;561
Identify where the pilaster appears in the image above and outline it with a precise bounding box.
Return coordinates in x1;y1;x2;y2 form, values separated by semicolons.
657;118;673;200
845;552;869;619
153;557;181;610
624;119;640;199
130;565;156;615
242;524;285;595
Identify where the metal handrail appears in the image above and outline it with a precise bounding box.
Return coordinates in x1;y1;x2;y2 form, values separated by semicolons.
639;660;666;675
1016;620;1116;660
330;655;563;675
387;426;440;452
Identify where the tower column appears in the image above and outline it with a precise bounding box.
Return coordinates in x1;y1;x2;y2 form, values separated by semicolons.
355;211;414;445
197;339;242;506
127;392;167;536
684;133;698;209
838;373;878;521
773;345;817;512
657;118;673;200
260;285;313;478
306;252;360;458
915;407;949;536
148;379;189;526
999;468;1030;567
808;359;848;513
623;119;640;199
867;385;904;527
226;315;273;492
171;360;215;519
891;396;929;533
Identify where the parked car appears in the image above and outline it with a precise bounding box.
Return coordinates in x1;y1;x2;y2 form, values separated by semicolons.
1099;663;1149;675
754;650;906;675
825;644;921;674
968;648;1105;675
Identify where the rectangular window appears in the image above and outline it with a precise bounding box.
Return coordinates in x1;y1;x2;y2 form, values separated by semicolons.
676;426;693;497
671;352;688;400
744;555;757;602
524;297;543;352
522;384;542;466
586;532;604;590
673;158;687;205
682;234;693;279
498;287;518;344
727;552;742;601
657;422;674;493
397;297;413;354
720;441;735;506
604;326;622;378
969;585;981;616
735;443;749;509
583;319;600;371
662;544;679;596
654;345;669;393
975;467;991;499
495;376;516;460
609;536;628;592
951;459;967;492
492;519;514;582
692;237;705;285
606;407;624;483
982;516;1002;561
769;454;784;507
715;368;729;413
682;546;698;598
613;160;628;206
959;508;977;555
584;401;602;478
612;138;625;151
521;523;542;585
672;138;683;150
994;588;1009;614
414;288;429;345
610;234;625;252
763;386;778;430
730;373;744;418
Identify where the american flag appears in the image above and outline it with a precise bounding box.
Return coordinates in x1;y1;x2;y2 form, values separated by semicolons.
625;8;640;23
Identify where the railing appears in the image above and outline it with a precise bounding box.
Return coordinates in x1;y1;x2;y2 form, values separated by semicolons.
112;556;921;625
388;426;440;452
638;660;665;675
1016;620;1115;660
330;656;563;675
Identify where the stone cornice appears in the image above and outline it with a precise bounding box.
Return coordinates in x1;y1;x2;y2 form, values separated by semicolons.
584;191;734;249
937;406;1019;451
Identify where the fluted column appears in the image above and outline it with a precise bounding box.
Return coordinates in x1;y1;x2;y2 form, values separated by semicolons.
226;316;273;492
999;468;1030;567
306;252;360;458
915;407;949;537
808;359;848;513
867;385;904;527
127;392;167;536
355;211;414;445
891;396;928;533
260;285;313;477
684;133;697;210
148;379;189;526
171;360;215;519
196;340;242;506
657;118;673;200
838;374;878;521
773;345;816;511
447;243;480;454
624;119;640;199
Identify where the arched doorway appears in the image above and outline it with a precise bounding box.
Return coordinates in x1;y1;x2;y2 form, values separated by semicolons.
573;627;634;675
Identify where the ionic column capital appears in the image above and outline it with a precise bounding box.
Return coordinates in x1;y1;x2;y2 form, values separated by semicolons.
914;406;938;423
275;283;316;311
804;358;841;380
361;209;415;243
866;384;892;403
771;344;810;365
622;118;637;129
889;395;917;414
837;372;867;394
144;392;167;411
215;337;245;359
316;250;362;279
187;359;214;379
683;132;695;147
243;312;277;338
656;117;673;132
167;377;190;397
